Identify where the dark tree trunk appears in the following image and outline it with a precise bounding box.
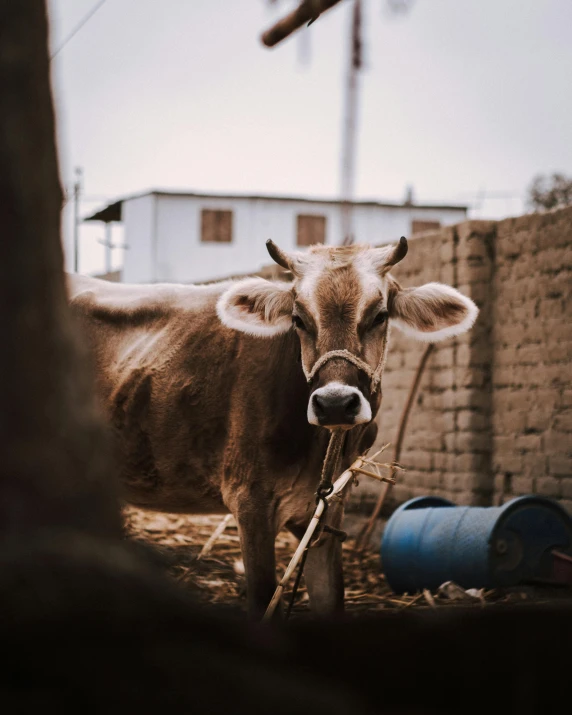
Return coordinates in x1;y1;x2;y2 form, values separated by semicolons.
0;1;120;539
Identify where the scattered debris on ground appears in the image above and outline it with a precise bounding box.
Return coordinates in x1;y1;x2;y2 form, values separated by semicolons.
124;507;572;616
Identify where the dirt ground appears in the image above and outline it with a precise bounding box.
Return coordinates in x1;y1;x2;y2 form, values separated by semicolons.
124;507;572;616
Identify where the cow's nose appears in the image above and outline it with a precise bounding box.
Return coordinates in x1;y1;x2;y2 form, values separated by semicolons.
312;391;361;426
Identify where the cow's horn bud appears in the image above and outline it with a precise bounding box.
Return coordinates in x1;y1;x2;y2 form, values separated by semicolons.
383;236;408;271
266;239;294;272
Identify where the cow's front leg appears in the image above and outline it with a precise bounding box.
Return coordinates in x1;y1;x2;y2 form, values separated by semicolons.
234;505;278;620
288;500;345;617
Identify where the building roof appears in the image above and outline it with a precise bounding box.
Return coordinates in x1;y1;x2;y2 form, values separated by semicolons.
83;189;468;223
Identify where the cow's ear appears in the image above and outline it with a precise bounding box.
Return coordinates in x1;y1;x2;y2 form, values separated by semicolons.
389;282;478;342
217;278;294;337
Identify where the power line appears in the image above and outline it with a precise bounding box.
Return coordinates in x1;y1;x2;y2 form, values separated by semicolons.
50;0;108;60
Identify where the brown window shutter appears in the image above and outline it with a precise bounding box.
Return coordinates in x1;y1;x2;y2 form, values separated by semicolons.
296;215;326;246
201;209;233;243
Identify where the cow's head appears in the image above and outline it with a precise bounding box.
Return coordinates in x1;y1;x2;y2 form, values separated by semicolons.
217;239;478;430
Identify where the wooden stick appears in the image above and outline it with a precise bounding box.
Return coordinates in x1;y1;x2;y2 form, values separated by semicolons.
261;0;343;48
263;466;355;621
363;443;390;462
351;466;396;484
423;589;436;608
197;513;233;560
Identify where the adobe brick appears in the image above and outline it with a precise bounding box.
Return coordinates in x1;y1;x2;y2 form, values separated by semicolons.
535;476;561;498
522;454;548;478
525;410;553;433
432;369;456;390
543;430;569;453
453;453;489;472
392;484;411;503
494;347;518;366
455;388;490;410
561;480;572;499
538;247;572;274
414;432;444;452
432;452;447;471
511;476;535;494
554;410;572;433
493;454;522;474
497;325;524;348
454;366;488;389
515;433;543;452
461;281;491;305
455;432;490;453
457;410;488;431
442;473;475;492
385;350;404;370
439;242;455;264
402;451;432;472
444;433;457;453
455;490;481;506
403;348;428;369
493;435;514;453
458;219;497;237
543;363;572;386
537;298;566;319
456;262;491;285
549;454;572;477
494;409;526;433
433;346;455;368
515;344;543;365
456;236;491;262
436;263;455;285
441;390;458;410
545;342;572;364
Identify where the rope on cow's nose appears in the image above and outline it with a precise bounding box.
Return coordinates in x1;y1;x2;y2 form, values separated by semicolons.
304;349;381;393
316;428;346;503
303;331;389;394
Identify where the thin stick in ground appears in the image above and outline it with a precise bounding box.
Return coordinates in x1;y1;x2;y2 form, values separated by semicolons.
354;343;434;553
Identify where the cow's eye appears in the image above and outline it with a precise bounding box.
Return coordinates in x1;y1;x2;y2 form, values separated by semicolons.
293;314;306;331
372;310;388;328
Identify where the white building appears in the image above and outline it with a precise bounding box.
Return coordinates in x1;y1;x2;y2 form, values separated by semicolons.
85;190;467;284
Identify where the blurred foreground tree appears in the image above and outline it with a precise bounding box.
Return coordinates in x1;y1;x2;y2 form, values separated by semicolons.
0;0;120;540
527;172;572;212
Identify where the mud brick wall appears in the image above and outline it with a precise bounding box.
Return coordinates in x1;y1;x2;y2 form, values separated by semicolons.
349;221;497;513
349;207;572;515
490;209;572;513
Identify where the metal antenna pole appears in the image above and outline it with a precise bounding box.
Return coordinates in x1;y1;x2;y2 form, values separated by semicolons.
340;0;361;246
72;167;83;273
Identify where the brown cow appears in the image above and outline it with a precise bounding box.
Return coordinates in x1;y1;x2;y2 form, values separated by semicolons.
68;238;478;617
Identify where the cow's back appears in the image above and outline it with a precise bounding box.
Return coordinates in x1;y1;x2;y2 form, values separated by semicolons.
66;274;314;516
67;275;241;510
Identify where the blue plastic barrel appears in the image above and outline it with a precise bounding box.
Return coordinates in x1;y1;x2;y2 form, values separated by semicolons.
381;495;572;593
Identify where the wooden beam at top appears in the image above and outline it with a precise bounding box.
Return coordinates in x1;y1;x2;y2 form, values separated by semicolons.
261;0;345;48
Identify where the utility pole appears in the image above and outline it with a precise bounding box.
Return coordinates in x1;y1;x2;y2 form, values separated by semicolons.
72;166;83;273
340;0;362;246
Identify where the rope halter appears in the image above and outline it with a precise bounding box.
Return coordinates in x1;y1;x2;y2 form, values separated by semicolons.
302;332;388;395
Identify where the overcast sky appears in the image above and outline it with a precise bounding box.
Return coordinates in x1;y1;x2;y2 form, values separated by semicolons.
48;0;572;273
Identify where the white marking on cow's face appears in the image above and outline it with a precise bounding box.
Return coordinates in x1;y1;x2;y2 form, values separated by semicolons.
353;252;390;315
294;253;329;331
307;381;372;429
